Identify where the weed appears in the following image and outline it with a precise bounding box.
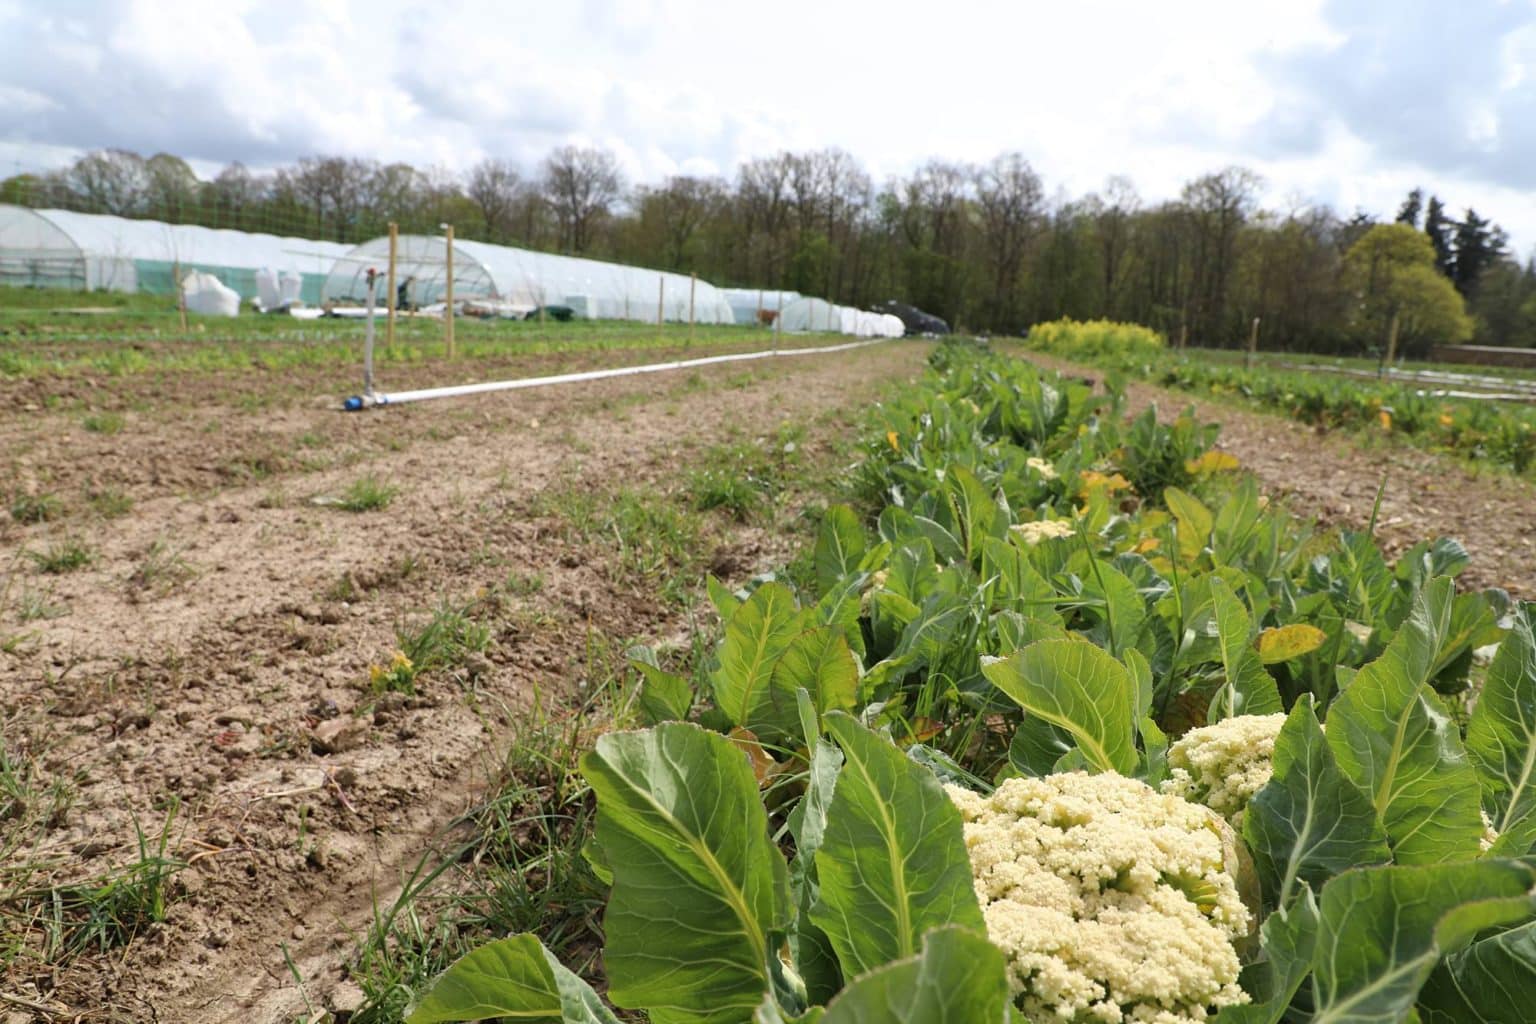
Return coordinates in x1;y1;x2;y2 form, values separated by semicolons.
29;805;183;961
86;488;132;518
16;587;67;622
81;413;124;435
28;537;92;574
338;474;398;513
127;539;196;598
9;493;61;524
370;603;491;694
504;571;544;597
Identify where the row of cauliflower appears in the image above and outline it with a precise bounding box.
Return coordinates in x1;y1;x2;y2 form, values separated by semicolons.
0;204;906;336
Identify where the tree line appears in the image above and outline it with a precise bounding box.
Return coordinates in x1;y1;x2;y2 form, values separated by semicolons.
2;146;1534;353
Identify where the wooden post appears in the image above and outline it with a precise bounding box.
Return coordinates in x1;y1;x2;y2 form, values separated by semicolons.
174;258;188;333
689;272;696;345
657;276;665;327
386;222;398;349
1178;322;1188;351
774;290;783;353
1381;310;1401;378
1245;316;1260;370
757;288;764;328
443;224;455;359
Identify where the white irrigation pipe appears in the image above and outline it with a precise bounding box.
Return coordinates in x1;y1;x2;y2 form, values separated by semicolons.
342;334;900;411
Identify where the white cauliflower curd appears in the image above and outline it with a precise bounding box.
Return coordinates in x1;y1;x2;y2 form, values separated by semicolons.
948;773;1250;1024
1161;713;1287;827
1010;518;1076;546
1027;457;1059;481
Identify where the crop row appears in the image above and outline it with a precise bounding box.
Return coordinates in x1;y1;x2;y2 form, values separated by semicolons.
400;340;1534;1023
1025;318;1536;476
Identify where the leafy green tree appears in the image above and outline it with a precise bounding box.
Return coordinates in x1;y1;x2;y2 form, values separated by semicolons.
1343;223;1472;355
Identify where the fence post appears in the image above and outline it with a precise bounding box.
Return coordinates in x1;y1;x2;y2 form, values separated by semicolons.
689;272;696;346
657;276;665;327
1245;317;1260;370
443;224;455;359
1380;310;1400;379
386;222;398;349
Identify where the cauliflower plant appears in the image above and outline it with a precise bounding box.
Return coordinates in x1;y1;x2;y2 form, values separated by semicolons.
949;772;1250;1024
1027;456;1059;481
1160;714;1287;827
1010;518;1076;546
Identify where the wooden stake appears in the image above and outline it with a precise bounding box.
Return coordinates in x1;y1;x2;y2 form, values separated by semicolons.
1178;322;1188;351
1381;310;1401;378
657;276;665;327
1245;316;1260;370
689;272;696;345
386;222;398;349
444;224;454;359
175;258;188;333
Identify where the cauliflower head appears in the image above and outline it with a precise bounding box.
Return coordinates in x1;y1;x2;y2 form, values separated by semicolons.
1161;713;1287;827
1010;518;1076;546
949;772;1250;1024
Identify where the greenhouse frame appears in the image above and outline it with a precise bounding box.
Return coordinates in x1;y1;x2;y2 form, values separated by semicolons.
322;234;738;325
0;204;351;304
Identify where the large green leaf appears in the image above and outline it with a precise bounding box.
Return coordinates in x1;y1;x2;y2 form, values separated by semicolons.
1243;696;1390;910
1311;860;1536;1023
772;627;860;720
1214;888;1318;1024
406;933;620;1024
809;713;984;977
1419;919;1536;1024
982;639;1138;774
944;465;1001;563
1208;576;1282;720
1165;485;1213;565
817;927;1012;1024
816;505;868;592
1324;577;1484;864
1467;604;1536;841
980;536;1058;619
583;724;791;1024
712;581;805;737
787;733;846;1006
629;648;693;725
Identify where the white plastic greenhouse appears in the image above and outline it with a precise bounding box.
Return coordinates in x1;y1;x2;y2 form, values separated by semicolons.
779;296;904;338
0;204;351;305
322;235;738;325
721;288;803;325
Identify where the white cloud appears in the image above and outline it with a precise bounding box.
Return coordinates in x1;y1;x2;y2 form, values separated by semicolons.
1;0;1534;252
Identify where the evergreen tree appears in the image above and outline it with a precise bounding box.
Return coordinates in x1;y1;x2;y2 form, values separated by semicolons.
1450;208;1502;298
1395;188;1423;228
1423;196;1454;275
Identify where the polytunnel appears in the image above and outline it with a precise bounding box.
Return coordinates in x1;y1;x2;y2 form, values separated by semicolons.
721;288;802;325
776;296;904;338
0;204;351;303
321;235;738;325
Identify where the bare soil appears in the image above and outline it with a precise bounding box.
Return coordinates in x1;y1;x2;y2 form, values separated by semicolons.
1020;350;1536;599
0;339;931;1022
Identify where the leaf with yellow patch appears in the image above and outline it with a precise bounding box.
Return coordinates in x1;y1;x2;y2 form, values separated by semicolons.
1184;449;1240;475
1257;624;1329;665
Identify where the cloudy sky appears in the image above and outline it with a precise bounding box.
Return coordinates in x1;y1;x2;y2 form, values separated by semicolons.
2;0;1534;253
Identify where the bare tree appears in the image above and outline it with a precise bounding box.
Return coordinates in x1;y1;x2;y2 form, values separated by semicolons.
466;158;522;242
541;146;624;253
975;153;1044;329
637;175;725;269
69;149;148;215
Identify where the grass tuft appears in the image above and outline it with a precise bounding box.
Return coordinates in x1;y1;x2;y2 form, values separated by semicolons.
338;475;398;513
